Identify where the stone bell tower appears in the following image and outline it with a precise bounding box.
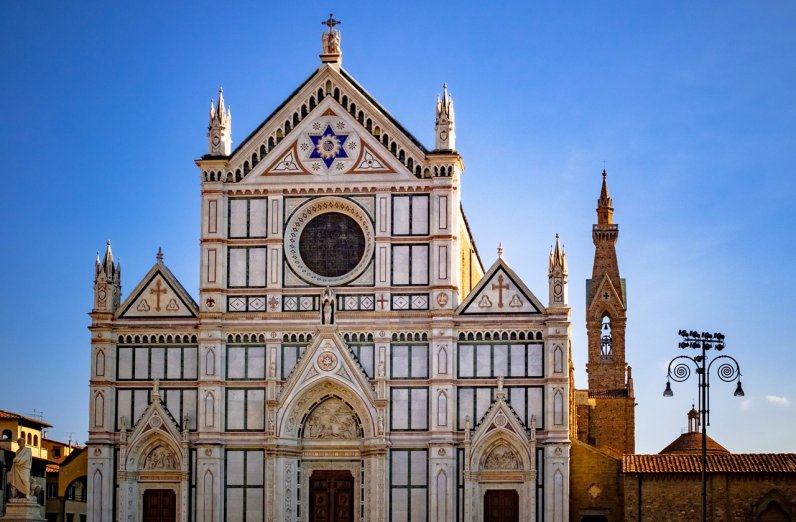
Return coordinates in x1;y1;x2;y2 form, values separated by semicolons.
583;170;635;454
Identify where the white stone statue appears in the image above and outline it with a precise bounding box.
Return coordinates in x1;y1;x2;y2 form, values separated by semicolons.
9;437;33;499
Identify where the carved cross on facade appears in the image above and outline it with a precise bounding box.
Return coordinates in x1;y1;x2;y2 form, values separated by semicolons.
322;13;340;32
376;294;388;310
492;274;509;308
150;279;167;311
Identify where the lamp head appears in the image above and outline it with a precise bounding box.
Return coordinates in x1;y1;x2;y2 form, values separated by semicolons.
734;381;745;397
663;381;674;397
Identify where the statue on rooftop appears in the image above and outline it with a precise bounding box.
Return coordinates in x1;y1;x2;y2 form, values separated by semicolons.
9;437;33;499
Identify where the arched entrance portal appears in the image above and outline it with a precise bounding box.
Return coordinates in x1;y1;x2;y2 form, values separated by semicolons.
300;396;362;522
484;489;519;522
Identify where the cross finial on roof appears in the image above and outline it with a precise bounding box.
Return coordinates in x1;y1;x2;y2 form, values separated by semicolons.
497;242;504;259
156;247;164;264
322;13;340;31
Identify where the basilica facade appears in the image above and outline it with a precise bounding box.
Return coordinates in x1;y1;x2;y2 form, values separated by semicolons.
86;21;574;522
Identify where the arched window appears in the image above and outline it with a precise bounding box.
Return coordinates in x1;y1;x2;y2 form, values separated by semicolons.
33;435;38;446
1;429;11;440
601;315;612;357
27;433;32;445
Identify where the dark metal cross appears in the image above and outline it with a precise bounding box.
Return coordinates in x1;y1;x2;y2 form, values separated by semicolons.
322;13;341;31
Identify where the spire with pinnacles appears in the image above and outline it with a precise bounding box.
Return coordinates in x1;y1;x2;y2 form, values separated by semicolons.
93;240;122;314
208;87;232;156
548;234;568;307
435;83;456;150
597;169;613;225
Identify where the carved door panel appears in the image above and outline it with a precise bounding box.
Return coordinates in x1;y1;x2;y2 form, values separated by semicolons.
310;470;354;522
484;489;519;522
143;489;176;522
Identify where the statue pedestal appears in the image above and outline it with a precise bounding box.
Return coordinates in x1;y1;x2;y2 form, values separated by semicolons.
0;499;45;522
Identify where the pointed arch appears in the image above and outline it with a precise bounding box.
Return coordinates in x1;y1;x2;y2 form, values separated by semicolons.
92;469;103;522
554;345;563;373
554;389;564;425
437;390;448;427
204;391;215;427
203;469;215;522
601;314;613;356
437;345;448;375
436;469;448;521
94;392;105;428
205;348;216;376
95;349;105;377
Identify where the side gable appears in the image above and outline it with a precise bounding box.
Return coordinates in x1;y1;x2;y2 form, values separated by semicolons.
457;257;544;315
117;260;198;319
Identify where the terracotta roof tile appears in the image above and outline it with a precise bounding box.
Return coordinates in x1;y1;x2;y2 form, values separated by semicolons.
623;454;796;474
0;409;52;428
659;432;730;455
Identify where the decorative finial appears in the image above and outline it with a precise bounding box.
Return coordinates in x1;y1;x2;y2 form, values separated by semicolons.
156;247;164;264
320;14;342;63
497;243;504;259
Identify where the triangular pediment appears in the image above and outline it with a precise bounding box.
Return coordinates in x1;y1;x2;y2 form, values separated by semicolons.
277;330;376;407
587;273;626;315
216;65;436;183
125;387;184;444
458;258;544;315
469;384;535;471
118;262;198;319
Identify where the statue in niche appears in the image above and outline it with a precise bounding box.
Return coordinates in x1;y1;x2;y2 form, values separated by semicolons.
303;398;359;439
143;445;178;470
321;287;335;325
484;443;520;470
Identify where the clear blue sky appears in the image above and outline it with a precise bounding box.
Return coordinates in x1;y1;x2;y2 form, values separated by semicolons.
1;1;794;453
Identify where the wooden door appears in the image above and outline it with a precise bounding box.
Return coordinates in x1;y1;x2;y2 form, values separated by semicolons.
310;470;354;522
484;489;519;522
143;489;176;522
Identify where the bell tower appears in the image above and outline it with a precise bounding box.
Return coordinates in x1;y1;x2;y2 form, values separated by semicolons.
584;170;635;453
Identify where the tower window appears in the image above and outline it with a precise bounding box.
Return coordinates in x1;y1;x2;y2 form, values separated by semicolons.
601;315;612;357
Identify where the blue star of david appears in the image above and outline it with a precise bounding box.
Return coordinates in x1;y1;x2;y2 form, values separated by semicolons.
309;124;349;168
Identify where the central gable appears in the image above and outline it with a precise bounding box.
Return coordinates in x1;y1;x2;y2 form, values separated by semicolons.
222;65;430;184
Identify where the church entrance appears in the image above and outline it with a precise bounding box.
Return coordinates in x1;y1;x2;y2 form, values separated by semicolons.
143;489;176;522
309;470;354;522
483;489;519;522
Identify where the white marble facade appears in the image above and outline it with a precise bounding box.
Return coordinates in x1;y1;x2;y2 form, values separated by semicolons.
87;24;570;522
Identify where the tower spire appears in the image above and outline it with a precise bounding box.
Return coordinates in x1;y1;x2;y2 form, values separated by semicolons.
207;87;232;156
548;233;568;307
435;83;456;151
93;240;122;314
597;169;613;225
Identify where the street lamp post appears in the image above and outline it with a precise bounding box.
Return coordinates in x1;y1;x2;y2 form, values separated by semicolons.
663;330;744;522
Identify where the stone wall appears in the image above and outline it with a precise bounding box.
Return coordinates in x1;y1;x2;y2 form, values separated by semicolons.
623;473;796;521
569;440;625;522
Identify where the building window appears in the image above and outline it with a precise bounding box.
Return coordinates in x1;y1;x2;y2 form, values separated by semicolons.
390;388;428;431
117;345;198;381
225;389;265;431
228;198;268;238
281;343;308;379
391;244;429;285
392;195;429;236
225;450;264;522
348;343;375;378
457;386;544;429
457;342;543;378
1;429;11;440
227;247;267;288
226;345;266;380
389;449;428;522
390;344;429;379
